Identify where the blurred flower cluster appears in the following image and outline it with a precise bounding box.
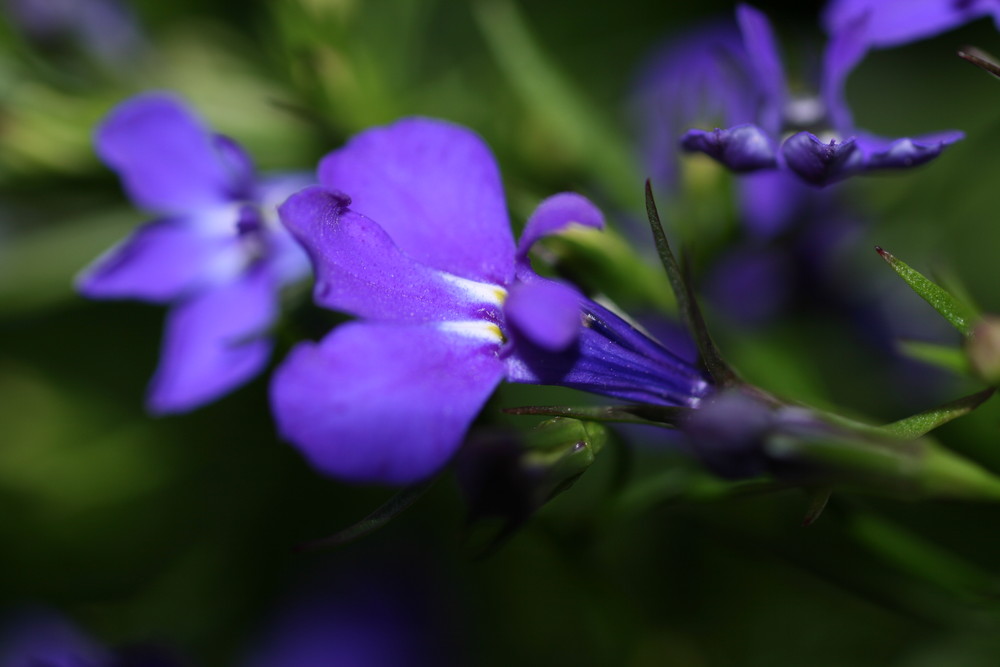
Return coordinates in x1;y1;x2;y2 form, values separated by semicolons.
6;0;1000;664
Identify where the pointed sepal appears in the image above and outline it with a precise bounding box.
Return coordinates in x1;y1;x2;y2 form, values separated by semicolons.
881;388;995;439
645;180;736;385
875;246;978;336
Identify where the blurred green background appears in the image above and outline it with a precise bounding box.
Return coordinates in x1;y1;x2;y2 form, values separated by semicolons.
4;0;1000;664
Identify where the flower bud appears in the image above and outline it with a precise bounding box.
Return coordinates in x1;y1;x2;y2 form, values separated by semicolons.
967;315;1000;384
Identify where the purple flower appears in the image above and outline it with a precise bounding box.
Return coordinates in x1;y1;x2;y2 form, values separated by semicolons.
824;0;1000;51
0;608;110;667
3;0;144;65
679;4;963;187
271;118;710;484
76;93;312;414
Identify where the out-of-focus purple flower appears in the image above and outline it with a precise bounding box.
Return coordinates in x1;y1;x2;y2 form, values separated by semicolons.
77;93;312;414
0;608;109;667
632;20;756;188
824;0;1000;51
679;4;963;187
3;0;144;65
243;568;458;667
272;117;711;484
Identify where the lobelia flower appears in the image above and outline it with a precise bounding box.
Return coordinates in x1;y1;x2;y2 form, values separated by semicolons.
3;0;145;65
271;117;711;484
824;0;1000;53
680;4;964;187
76;93;312;414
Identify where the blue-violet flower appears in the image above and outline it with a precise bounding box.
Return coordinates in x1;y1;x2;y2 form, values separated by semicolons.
272;118;711;484
680;4;963;186
77;93;312;414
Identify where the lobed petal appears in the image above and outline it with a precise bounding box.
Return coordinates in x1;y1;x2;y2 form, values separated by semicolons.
680;124;778;172
147;266;277;414
270;322;506;484
504;278;583;352
96;93;243;214
854;131;964;170
279;186;503;323
75;217;245;303
318;117;516;285
515;192;604;277
780;132;863;186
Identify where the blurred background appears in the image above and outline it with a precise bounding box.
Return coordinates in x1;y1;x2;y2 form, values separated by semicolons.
3;0;1000;664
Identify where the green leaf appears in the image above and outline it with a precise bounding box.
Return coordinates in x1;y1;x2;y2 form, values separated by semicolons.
473;0;640;208
645;181;736;385
851;511;1000;601
881;388;995;439
767;431;1000;502
898;340;969;375
875;246;978;336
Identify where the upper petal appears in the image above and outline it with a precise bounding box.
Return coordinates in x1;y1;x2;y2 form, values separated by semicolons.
736;4;788;135
631;20;758;188
820;9;870;134
680;124;778;172
823;0;993;49
504;278;583;352
317;117;516;285
279;186;505;323
515;192;604;277
270;321;506;484
96;93;244;214
147;265;277;414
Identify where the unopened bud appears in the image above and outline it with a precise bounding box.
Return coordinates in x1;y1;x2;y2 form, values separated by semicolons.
967;316;1000;384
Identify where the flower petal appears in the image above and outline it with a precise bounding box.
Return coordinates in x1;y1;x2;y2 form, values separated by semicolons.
505;278;582;352
823;0;993;49
270;322;505;484
147;266;276;414
820;9;870;134
317;117;516;285
631;20;757;188
735;4;788;134
855;131;964;170
75;218;245;303
96;93;240;214
279;186;504;323
736;170;817;238
780;132;863;186
680;124;778;172
515;192;604;276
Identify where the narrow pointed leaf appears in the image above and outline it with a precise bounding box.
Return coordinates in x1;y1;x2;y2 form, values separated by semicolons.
899;340;969;375
504;403;686;426
801;485;833;527
294;477;436;552
875;246;977;336
645;180;736;384
958;46;1000;80
881;388;995;439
